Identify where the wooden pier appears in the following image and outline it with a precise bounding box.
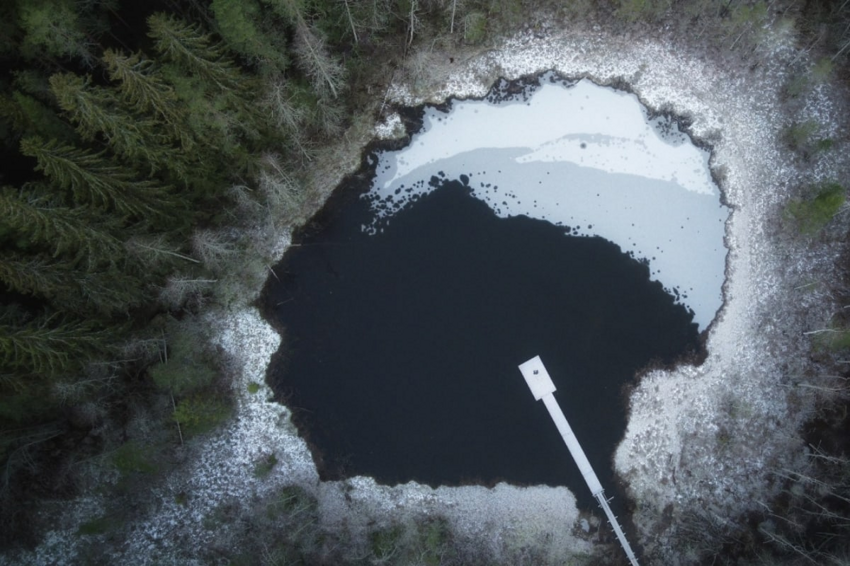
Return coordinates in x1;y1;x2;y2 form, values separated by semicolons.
518;355;640;566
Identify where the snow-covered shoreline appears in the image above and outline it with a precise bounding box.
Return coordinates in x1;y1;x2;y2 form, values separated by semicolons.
361;28;846;560
12;22;849;566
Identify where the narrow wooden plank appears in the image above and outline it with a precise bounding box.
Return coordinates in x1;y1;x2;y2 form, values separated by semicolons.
518;355;640;566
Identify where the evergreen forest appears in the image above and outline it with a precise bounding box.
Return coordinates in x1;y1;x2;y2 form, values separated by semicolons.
0;0;365;552
1;0;850;563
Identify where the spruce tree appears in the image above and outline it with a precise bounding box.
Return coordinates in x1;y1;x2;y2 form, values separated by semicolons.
7;91;75;141
0;185;125;270
0;314;112;377
16;0;97;66
259;0;304;22
147;13;246;93
146;13;268;175
0;3;18;57
0;252;146;317
49;73;172;172
20;136;176;222
74;267;148;315
102;49;193;150
0;94;27;136
0;253;77;306
210;0;289;75
2;72;77;141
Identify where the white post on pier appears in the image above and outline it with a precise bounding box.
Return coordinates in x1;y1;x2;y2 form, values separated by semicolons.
518;355;640;566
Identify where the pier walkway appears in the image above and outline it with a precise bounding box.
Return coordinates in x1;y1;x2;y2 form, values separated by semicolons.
518;355;640;566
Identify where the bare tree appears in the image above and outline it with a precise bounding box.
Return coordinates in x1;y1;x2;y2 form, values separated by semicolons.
191;230;238;273
293;21;345;99
125;234;200;267
159;275;218;309
261;75;307;131
226;184;263;215
342;0;360;42
258;78;316;161
407;0;419;47
258;153;303;212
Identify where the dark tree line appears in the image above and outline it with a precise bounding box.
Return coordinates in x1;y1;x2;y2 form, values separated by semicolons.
0;10;262;431
0;0;357;549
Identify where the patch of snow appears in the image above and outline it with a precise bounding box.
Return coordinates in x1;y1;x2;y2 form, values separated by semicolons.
367;77;727;330
374;112;405;140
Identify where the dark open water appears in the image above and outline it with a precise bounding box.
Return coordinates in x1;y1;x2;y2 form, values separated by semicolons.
262;178;700;511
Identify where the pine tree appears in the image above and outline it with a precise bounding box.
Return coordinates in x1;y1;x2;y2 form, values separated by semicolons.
0;185;125;270
49;73;172;172
147;13;246;92
19;136;176;221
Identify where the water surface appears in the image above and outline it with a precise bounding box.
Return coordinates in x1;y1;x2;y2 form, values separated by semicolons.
264;181;701;509
263;74;723;509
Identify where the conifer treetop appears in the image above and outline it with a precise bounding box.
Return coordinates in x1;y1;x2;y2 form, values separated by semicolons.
147;13;245;92
20;136;175;221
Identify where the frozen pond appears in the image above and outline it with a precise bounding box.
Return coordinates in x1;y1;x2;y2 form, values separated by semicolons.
368;75;729;330
262;73;725;509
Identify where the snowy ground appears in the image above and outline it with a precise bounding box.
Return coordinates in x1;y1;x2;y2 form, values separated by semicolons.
10;20;850;566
